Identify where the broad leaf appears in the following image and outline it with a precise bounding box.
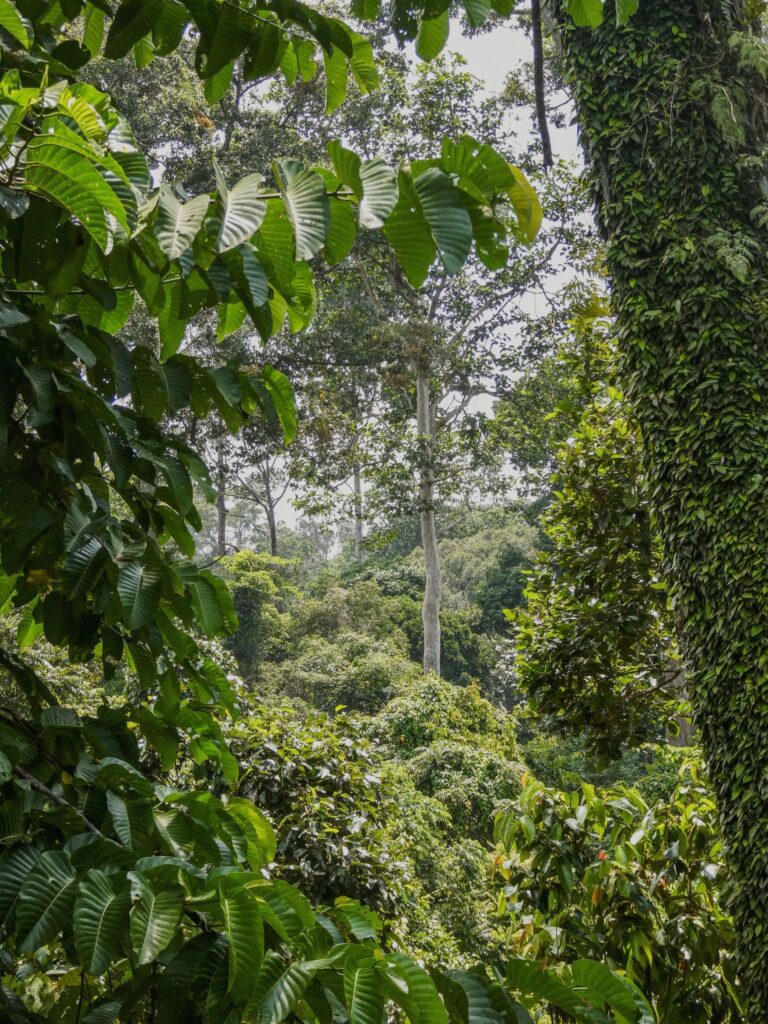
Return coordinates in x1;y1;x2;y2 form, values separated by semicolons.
155;184;210;260
280;163;330;260
74;870;130;975
117;562;162;630
17;851;77;953
215;165;268;252
220;881;264;1005
129;872;184;964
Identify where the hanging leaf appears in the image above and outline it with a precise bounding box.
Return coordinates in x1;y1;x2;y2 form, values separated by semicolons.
415;7;449;61
0;0;30;47
571;961;655;1024
615;0;638;24
154;184;210;261
105;0;164;58
566;0;604;28
280;163;330;260
382;171;436;288
220;881;264;1005
345;961;384;1024
74;870;131;975
413;167;473;273
215;165;268;252
359;158;398;229
117;562;162;630
17;851;78;953
129;872;184;964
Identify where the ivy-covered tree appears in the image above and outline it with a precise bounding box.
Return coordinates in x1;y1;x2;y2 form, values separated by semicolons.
546;0;768;1013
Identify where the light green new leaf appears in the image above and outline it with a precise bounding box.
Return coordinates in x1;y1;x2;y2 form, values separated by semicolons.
215;165;268;252
129;872;184;964
155;184;210;260
359;158;398;229
413;167;473;273
82;2;106;55
0;0;30;48
280;163;330;260
415;7;449;61
615;0;639;24
566;0;604;27
220;882;264;1005
17;851;77;953
571;961;654;1024
324;46;348;114
260;365;298;444
507;167;542;245
117;562;162;630
74;870;130;975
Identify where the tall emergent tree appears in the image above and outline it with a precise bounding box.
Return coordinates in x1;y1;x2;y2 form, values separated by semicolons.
547;0;768;1014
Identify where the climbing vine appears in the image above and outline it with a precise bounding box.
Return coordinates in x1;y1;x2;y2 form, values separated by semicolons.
549;0;768;1015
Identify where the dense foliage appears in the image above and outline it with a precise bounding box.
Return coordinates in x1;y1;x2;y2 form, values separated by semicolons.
552;0;768;1014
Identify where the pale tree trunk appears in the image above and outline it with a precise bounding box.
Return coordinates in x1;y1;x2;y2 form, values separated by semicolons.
416;363;441;676
260;460;278;557
216;443;227;558
352;464;364;562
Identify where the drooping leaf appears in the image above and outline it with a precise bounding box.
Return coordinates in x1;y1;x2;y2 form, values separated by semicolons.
117;562;162;630
280;163;330;260
413;167;473;273
415;6;449;60
74;870;130;975
215;166;268;252
359;158;398;229
571;961;654;1024
155;184;210;260
17;851;78;953
105;0;164;58
129;872;184;964
220;881;264;1005
566;0;604;27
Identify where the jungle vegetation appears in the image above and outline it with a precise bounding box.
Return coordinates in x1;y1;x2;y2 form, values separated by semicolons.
0;0;764;1022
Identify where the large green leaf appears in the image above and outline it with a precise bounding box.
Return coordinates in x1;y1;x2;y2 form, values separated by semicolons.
17;851;77;953
505;961;584;1018
571;961;654;1024
382;172;436;288
220;881;264;1005
155;184;210;260
215;164;268;252
117;562;162;630
105;0;164;57
0;0;30;47
345;961;384;1024
615;0;638;24
0;846;40;923
260;365;298;444
280;162;330;260
413;168;472;273
383;953;448;1024
359;158;398;229
129;872;184;964
74;869;130;975
566;0;604;27
24;146;127;250
249;960;318;1024
415;6;449;60
442;970;504;1024
506;168;542;246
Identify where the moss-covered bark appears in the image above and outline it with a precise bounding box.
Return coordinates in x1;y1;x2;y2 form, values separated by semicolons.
549;0;768;1014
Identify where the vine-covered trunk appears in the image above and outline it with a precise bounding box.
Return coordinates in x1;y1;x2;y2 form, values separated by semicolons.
550;0;768;1013
416;365;441;676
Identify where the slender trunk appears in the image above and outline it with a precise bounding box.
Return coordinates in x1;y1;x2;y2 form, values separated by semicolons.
531;0;554;169
261;461;278;556
551;1;768;1012
352;464;364;561
216;443;227;558
416;363;441;676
